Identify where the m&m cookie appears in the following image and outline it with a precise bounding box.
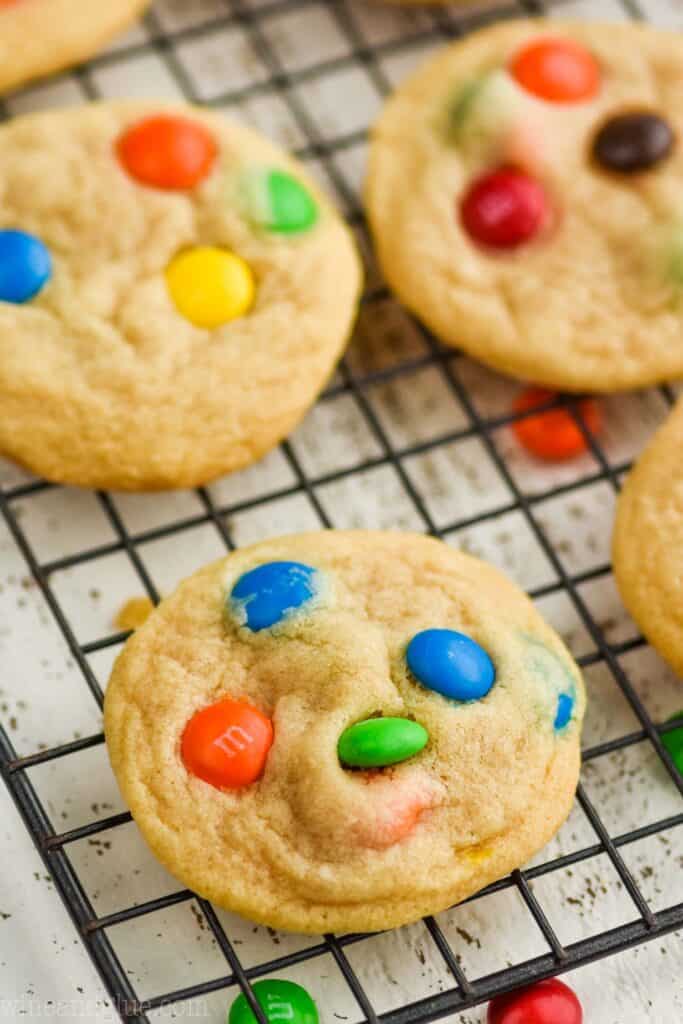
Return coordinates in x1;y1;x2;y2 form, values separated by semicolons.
104;530;585;934
366;20;683;392
614;398;683;678
0;0;150;93
0;103;361;489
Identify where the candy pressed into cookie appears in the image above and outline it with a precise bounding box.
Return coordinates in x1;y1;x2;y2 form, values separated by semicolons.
366;20;683;392
105;530;585;934
0;0;150;93
614;399;683;677
0;102;362;489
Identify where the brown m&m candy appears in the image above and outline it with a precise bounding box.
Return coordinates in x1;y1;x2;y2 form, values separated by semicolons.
593;111;674;173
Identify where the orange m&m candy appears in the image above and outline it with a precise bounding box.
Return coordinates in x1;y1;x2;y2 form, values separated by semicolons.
181;698;273;789
510;38;600;104
512;387;601;462
117;115;217;190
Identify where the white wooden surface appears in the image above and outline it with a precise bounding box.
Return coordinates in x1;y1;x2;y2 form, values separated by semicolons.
1;0;682;1020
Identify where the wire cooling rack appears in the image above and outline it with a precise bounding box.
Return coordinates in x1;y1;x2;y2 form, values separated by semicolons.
1;0;683;1020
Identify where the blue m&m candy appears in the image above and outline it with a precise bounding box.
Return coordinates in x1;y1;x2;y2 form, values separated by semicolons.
554;692;575;731
406;629;495;702
230;561;318;632
0;229;52;304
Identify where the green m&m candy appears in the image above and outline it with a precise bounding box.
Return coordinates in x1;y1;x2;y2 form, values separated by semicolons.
240;168;318;235
662;710;683;774
447;77;488;138
445;70;519;145
229;979;318;1024
338;717;429;769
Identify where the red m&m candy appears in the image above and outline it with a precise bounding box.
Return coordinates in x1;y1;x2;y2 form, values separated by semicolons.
513;387;601;462
460;167;548;249
117;114;217;190
181;698;273;789
488;978;582;1024
511;38;600;104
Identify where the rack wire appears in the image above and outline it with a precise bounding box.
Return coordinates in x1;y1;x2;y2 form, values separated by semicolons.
1;0;683;1020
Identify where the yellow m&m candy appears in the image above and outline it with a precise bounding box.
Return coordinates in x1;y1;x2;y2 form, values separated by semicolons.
165;246;255;329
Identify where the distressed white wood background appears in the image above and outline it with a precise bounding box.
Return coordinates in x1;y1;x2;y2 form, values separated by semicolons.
1;0;683;1020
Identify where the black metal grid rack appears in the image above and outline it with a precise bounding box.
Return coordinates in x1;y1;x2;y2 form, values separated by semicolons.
1;0;683;1020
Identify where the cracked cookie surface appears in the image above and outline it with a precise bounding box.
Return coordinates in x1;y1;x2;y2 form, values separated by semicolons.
105;530;585;934
0;102;361;490
0;0;150;93
366;20;683;392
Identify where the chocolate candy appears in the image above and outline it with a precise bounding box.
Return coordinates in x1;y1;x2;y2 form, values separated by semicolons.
338;717;428;769
511;37;600;104
554;692;575;731
525;637;579;733
241;168;318;234
461;167;548;249
512;388;602;463
448;77;488;138
0;229;52;304
181;698;273;790
229;980;319;1024
663;710;683;774
165;246;255;328
593;112;674;174
230;561;319;632
117;114;217;190
488;978;583;1024
407;629;495;702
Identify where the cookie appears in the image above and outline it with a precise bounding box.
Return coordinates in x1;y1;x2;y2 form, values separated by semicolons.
0;0;150;93
104;530;585;934
613;399;683;677
366;20;683;393
0;102;362;489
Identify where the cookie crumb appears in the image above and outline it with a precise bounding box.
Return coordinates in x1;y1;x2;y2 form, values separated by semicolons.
115;597;154;631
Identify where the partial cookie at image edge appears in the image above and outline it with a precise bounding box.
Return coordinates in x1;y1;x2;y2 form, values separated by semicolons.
613;398;683;679
0;0;151;94
0;101;362;490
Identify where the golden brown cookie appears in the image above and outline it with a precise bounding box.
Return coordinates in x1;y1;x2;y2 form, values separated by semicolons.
366;20;683;392
0;102;361;490
0;0;150;93
105;530;585;934
614;399;683;677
